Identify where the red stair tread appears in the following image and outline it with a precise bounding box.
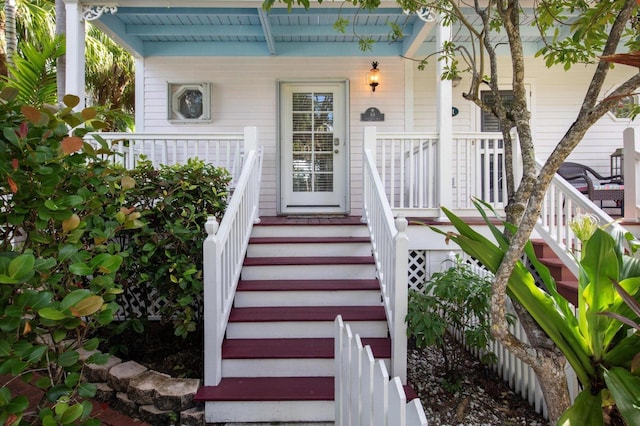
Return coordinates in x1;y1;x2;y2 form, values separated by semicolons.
556;280;579;305
222;337;391;359
249;236;370;244
237;279;380;292
194;377;334;401
229;306;386;322
243;256;375;266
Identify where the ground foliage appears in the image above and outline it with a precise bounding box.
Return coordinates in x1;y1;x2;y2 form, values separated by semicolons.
0;91;136;425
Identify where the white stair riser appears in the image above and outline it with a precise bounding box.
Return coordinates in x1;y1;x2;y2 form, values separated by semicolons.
222;357;391;378
234;290;381;307
226;321;388;339
252;225;368;239
247;243;372;258
204;400;334;423
241;264;376;280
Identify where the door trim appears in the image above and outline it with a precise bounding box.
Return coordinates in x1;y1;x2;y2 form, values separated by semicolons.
276;80;350;215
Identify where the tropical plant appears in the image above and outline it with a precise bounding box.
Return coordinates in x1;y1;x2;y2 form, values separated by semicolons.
110;157;231;338
2;34;64;106
430;200;640;425
0;90;142;425
85;25;135;116
407;254;495;386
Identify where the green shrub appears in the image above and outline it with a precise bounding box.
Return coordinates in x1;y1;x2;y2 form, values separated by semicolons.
407;254;495;386
114;157;231;338
0;91;140;425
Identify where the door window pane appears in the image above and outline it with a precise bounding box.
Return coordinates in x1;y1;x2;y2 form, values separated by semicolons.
290;91;335;193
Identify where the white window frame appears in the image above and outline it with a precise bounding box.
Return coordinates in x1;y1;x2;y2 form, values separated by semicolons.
168;82;211;122
607;93;639;122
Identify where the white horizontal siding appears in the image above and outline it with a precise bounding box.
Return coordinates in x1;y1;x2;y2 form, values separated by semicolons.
141;54;635;217
142;56;407;216
412;55;636;177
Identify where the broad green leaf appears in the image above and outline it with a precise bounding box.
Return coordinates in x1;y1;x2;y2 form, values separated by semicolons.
47;384;71;402
83;337;100;351
57;350;79;368
7;254;34;281
4;395;28;414
0;274;19;284
604;367;640;426
558;387;604;426
0;387;10;405
60;289;91;311
78;383;97;398
52;328;67;343
0;340;11;357
69;263;93;276
73;295;103;316
38;307;67;321
86;352;110;365
26;345;47;363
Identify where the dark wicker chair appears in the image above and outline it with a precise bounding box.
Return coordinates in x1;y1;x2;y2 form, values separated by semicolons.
558;162;624;214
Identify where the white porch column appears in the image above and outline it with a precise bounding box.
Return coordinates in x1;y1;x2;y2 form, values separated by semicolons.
64;0;86;104
623;127;639;221
436;14;453;219
135;57;145;131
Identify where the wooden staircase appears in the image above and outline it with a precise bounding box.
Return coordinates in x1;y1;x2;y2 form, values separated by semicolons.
531;239;579;305
195;217;392;423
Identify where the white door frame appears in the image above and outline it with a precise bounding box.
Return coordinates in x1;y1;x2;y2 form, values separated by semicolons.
277;80;350;215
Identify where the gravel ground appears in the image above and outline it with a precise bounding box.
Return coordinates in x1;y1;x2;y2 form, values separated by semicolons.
407;338;548;426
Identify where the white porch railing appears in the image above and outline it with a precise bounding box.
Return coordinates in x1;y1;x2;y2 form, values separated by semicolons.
364;127;507;216
335;315;428;426
362;128;408;383
88;131;245;186
202;128;263;386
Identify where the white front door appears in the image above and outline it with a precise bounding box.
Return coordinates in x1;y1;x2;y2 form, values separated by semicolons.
279;82;349;214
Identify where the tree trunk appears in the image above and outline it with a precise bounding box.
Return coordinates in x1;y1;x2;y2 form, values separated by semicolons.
5;0;16;73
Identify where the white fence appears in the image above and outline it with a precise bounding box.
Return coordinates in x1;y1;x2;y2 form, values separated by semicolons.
202;128;263;386
335;315;428;426
363;128;408;382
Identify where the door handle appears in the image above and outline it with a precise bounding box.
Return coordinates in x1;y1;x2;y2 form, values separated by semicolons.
334;138;340;146
334;149;339;154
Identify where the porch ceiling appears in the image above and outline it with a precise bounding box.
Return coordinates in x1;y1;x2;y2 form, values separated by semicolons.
85;1;547;58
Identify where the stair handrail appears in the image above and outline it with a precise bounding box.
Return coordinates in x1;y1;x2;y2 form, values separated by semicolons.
363;127;408;384
203;127;263;386
536;159;626;277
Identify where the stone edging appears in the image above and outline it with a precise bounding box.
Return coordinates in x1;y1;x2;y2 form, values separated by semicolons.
79;349;204;425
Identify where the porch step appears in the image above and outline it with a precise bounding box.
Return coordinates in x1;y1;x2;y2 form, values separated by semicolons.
247;236;372;257
235;279;382;307
251;217;368;238
222;337;391;377
195;377;335;423
226;306;388;338
531;239;578;305
241;256;376;280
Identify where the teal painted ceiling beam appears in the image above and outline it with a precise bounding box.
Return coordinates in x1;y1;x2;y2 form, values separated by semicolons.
143;40;402;57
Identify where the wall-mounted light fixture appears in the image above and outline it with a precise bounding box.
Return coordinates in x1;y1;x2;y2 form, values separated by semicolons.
368;62;380;92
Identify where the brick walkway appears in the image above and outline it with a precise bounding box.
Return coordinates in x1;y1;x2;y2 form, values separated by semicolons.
1;374;151;426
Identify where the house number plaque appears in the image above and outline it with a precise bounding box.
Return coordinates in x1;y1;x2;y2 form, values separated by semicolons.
360;107;385;122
